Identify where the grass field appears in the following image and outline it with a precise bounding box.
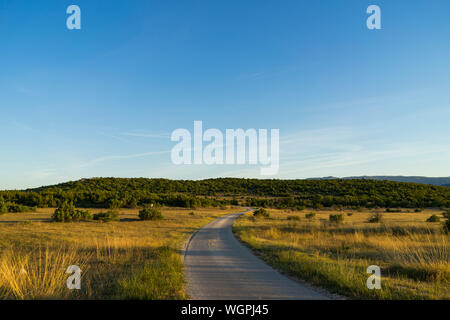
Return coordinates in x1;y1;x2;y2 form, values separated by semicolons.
233;208;449;299
0;206;242;299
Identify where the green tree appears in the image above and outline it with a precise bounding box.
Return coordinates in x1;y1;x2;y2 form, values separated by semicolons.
0;197;8;214
138;207;164;221
52;201;76;222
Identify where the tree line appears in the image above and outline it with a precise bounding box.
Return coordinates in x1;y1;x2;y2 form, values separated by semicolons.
0;177;449;210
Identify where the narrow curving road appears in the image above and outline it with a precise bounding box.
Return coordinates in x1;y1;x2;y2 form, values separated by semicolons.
184;209;329;300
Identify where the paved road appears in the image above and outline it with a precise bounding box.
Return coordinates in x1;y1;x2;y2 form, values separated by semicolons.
184;209;329;300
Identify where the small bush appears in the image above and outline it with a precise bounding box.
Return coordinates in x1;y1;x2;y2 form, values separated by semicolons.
253;208;270;218
305;212;316;219
53;202;92;222
0;198;8;215
7;203;37;213
347;212;353;216
442;211;450;219
108;198;122;210
287;216;300;221
52;201;74;222
444;219;450;234
329;214;344;224
139;207;164;221
414;208;423;213
426;214;440;223
295;205;306;211
368;212;383;223
73;209;92;221
93;210;120;222
188;211;195;216
386;208;402;213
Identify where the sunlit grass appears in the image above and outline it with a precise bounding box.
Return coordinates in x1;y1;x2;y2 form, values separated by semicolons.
0;206;241;299
233;208;449;299
0;245;89;299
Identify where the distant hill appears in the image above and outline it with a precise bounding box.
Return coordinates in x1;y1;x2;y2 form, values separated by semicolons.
308;176;450;186
1;177;448;209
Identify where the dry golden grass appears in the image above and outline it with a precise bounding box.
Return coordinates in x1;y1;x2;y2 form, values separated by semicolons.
234;208;449;299
0;245;90;299
0;206;242;299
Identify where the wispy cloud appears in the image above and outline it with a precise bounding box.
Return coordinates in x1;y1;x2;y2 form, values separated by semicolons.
99;132;133;143
122;131;170;139
74;150;170;169
237;72;267;80
272;124;449;177
29;168;58;180
10;120;37;133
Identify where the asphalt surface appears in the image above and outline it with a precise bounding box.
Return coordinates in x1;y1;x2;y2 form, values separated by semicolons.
184;209;330;300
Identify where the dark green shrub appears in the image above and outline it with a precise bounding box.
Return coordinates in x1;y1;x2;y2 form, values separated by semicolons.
7;203;36;213
93;210;120;222
253;208;270;218
444;219;450;234
329;214;344;223
108;198;122;209
386;208;402;213
53;201;92;222
0;198;8;215
426;214;440;222
368;212;383;223
53;201;75;222
442;211;450;219
287;215;300;221
305;212;316;219
414;208;423;213
347;212;353;216
188;211;195;216
295;205;306;211
138;207;164;221
72;209;92;221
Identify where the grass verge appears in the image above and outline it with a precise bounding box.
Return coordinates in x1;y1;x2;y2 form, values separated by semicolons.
0;206;241;299
233;208;449;299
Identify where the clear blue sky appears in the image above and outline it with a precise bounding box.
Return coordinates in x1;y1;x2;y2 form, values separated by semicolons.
1;0;449;189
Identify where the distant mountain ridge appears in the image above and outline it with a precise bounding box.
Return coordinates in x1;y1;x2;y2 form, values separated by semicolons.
308;176;450;186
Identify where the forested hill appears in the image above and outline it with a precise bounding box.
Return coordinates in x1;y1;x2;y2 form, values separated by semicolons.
1;177;448;209
308;176;450;186
28;177;450;196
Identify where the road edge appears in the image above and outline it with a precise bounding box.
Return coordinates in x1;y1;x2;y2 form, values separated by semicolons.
180;207;250;264
231;211;347;300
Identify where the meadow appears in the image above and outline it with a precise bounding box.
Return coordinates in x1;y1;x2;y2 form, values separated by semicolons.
0;206;241;299
233;208;449;299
